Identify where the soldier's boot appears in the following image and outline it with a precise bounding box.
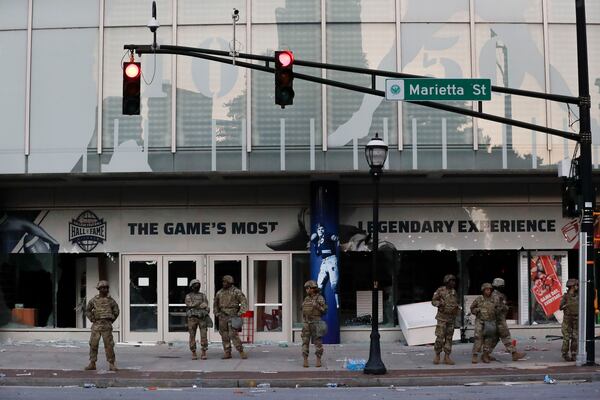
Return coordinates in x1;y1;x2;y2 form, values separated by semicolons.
108;363;118;371
200;350;207;360
315;355;322;368
303;356;309;368
433;352;441;365
239;351;248;360
221;351;232;359
481;352;491;363
471;354;479;364
191;350;198;360
84;361;96;371
511;351;526;361
443;353;455;365
562;353;572;362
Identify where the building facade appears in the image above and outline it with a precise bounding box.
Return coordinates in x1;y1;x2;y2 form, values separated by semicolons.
1;0;599;343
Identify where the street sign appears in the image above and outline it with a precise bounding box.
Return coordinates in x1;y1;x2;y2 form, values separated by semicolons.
385;78;491;101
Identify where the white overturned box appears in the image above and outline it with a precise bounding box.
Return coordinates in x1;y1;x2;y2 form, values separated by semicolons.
396;301;460;346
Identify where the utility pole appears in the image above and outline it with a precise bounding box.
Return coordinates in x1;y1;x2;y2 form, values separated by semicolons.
574;0;596;366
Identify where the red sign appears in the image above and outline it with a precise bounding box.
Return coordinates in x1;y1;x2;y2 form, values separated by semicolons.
530;255;563;316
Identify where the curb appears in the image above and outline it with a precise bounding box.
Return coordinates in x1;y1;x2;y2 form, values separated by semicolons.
1;369;599;388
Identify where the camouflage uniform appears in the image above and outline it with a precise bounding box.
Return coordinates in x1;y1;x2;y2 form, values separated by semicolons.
560;279;578;361
489;289;516;353
185;280;210;357
213;278;248;355
470;283;496;362
301;281;328;361
85;282;119;367
431;283;459;356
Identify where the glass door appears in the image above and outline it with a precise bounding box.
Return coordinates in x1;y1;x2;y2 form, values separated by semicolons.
163;256;205;342
249;255;290;343
208;255;247;342
123;255;162;342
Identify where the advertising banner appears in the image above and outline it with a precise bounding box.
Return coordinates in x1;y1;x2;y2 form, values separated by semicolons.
530;255;563;316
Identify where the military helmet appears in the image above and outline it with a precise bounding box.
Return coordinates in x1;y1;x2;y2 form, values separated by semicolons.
96;280;109;289
566;278;579;287
189;279;201;287
222;275;234;284
443;274;456;283
481;282;493;291
304;280;318;289
492;278;505;288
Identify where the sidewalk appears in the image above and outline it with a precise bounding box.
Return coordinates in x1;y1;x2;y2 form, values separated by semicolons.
0;336;598;388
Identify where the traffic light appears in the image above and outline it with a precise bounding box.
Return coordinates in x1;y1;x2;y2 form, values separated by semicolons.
562;177;581;218
122;61;141;115
275;50;294;108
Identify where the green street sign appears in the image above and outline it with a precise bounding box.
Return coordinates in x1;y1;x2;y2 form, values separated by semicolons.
385;78;492;101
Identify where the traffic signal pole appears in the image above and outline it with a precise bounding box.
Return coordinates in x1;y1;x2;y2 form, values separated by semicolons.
575;0;596;366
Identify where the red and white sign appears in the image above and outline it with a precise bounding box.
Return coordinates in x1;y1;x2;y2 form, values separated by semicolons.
530;255;563;316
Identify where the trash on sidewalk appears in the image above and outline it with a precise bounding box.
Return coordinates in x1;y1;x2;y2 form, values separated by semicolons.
83;383;96;388
256;383;271;388
145;386;158;391
544;375;556;384
326;383;338;388
16;372;32;376
0;373;6;378
260;371;277;374
345;359;366;371
278;342;288;347
250;389;267;393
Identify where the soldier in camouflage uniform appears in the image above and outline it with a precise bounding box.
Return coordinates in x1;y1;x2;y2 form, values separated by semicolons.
489;278;526;361
301;280;328;368
85;280;119;371
185;279;211;360
470;283;496;364
213;275;248;359
560;278;579;361
431;274;459;365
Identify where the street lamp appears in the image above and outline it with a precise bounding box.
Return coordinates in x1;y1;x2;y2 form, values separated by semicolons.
364;133;388;375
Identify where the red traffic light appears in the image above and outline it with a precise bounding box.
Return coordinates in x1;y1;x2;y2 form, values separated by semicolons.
276;51;294;68
125;62;141;79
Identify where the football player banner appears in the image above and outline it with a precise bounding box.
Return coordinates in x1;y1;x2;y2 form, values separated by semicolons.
530;255;563;316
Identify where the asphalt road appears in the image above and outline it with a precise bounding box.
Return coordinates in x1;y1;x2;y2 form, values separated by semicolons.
1;382;599;400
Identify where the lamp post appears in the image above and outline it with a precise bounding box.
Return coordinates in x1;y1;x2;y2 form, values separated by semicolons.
364;133;388;375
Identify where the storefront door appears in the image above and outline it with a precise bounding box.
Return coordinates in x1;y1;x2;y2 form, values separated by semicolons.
249;255;290;343
123;255;203;342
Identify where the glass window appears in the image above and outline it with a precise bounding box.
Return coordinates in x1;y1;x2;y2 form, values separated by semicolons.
401;0;469;22
0;251;119;329
29;28;99;173
33;0;99;28
326;23;397;170
475;24;548;169
327;0;395;23
105;0;172;27
401;23;473;169
588;26;600;166
547;0;600;23
475;0;542;23
292;254;310;327
0;30;27;173
463;250;518;331
0;0;28;30
253;260;283;333
179;0;246;25
102;27;172;172
339;250;398;328
252;0;320;24
251;24;322;171
176;25;247;171
547;25;579;165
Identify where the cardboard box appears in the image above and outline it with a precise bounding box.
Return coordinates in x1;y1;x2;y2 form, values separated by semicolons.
12;308;37;326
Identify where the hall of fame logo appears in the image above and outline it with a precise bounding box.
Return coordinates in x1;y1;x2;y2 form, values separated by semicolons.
69;210;107;252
